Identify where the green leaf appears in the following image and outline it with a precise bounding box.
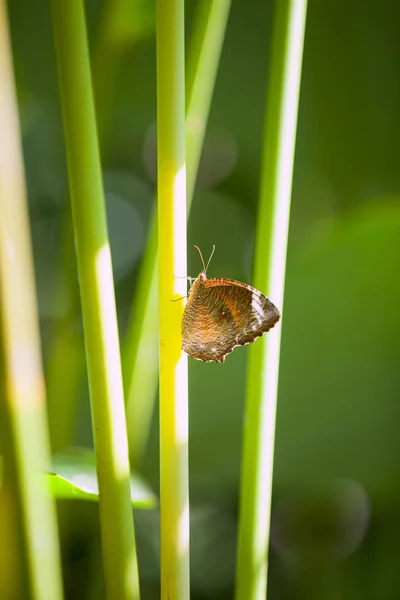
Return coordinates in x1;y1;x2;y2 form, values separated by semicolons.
49;448;157;508
0;449;158;509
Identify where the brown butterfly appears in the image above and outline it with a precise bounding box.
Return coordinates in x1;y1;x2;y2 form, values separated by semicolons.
181;246;280;363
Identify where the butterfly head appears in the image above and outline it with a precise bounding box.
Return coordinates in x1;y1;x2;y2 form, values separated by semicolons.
187;270;206;297
198;271;207;281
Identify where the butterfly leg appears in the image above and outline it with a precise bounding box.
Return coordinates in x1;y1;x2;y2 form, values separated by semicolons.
173;275;196;283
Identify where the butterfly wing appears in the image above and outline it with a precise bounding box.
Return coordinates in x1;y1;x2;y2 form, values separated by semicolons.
205;279;280;351
181;278;280;363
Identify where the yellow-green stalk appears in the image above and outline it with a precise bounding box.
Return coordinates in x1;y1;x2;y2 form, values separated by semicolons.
157;0;189;598
0;3;63;598
124;0;231;468
235;1;308;599
50;1;139;598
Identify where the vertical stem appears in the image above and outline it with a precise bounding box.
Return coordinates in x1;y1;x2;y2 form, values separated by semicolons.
50;1;139;598
157;0;189;598
235;1;308;599
47;216;84;452
124;0;231;469
0;2;63;599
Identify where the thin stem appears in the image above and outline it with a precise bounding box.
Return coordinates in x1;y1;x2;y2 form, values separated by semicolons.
0;2;63;599
157;0;189;598
124;0;231;468
50;1;139;598
235;1;308;599
46;216;84;452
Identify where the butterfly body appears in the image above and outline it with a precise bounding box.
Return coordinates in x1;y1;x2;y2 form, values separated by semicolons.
181;269;280;363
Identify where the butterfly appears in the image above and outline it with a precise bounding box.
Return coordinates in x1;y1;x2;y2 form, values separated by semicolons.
181;246;280;363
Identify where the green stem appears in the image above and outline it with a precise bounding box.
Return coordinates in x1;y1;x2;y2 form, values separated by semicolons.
46;216;84;452
157;1;189;598
235;1;308;599
123;0;231;468
0;3;63;598
50;1;139;598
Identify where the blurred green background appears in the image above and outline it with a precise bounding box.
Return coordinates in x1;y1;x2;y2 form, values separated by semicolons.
6;0;400;598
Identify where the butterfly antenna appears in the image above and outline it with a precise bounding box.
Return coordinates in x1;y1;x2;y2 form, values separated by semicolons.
194;245;206;271
205;245;216;273
194;244;216;273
